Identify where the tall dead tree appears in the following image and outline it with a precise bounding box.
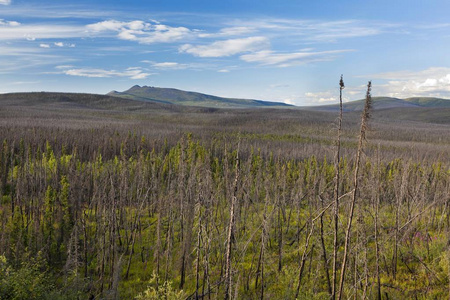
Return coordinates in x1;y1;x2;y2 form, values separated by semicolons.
337;81;372;300
331;75;345;299
224;140;240;300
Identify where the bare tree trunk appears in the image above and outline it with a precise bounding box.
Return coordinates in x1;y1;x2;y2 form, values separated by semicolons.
374;144;382;300
337;81;372;300
320;206;332;295
392;165;407;280
332;75;345;300
224;140;240;300
295;201;334;299
195;205;202;300
295;216;315;299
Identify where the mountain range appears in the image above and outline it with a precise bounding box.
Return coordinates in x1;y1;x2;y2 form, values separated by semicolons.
1;87;450;124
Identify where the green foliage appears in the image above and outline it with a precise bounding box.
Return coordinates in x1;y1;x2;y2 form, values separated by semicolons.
0;253;53;300
135;273;185;300
0;131;449;299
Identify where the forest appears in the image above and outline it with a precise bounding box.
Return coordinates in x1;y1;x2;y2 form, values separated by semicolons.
0;82;450;299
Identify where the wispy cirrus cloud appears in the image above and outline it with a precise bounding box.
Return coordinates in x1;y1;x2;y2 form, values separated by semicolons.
0;20;85;41
0;47;74;74
0;0;11;5
151;62;189;70
87;20;192;44
141;60;215;71
0;4;120;19
38;42;75;48
240;49;352;67
198;26;256;38
179;36;269;57
59;66;152;79
232;18;396;42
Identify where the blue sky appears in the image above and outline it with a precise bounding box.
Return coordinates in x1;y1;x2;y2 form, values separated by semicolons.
1;0;450;105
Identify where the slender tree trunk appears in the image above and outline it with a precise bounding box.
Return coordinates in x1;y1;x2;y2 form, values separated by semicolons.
195;207;202;300
375;144;382;300
295;217;315;299
295;201;334;299
224;140;240;300
337;81;372;300
320;208;332;295
332;75;345;300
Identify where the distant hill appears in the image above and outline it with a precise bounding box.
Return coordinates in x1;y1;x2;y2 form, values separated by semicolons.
2;91;450;124
0;92;177;111
309;96;450;112
108;85;293;108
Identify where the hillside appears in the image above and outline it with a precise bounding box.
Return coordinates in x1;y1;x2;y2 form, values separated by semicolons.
108;85;293;108
309;96;450;112
0;92;176;111
2;91;450;125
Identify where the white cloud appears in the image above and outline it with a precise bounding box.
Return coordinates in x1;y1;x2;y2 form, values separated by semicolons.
0;22;85;41
199;26;256;38
10;81;41;85
304;86;362;105
62;67;152;79
218;69;230;73
367;67;450;98
53;42;76;47
0;5;116;19
87;20;128;32
87;20;192;44
151;62;189;70
233;18;395;42
142;60;216;72
37;42;76;49
0;0;11;5
240;49;352;67
305;91;339;104
283;98;296;105
179;36;269;57
55;65;74;69
152;62;179;68
0;19;19;26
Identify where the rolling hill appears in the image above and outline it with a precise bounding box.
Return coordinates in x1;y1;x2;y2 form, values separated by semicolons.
2;90;450;125
309;96;450;112
0;92;177;110
306;96;450;124
108;85;293;108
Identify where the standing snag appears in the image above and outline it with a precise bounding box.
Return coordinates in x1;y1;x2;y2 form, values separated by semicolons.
337;81;372;300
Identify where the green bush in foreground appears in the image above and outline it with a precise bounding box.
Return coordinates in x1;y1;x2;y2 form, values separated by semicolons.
135;273;186;300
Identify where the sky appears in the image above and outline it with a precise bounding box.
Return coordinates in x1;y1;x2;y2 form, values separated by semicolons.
1;0;450;105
